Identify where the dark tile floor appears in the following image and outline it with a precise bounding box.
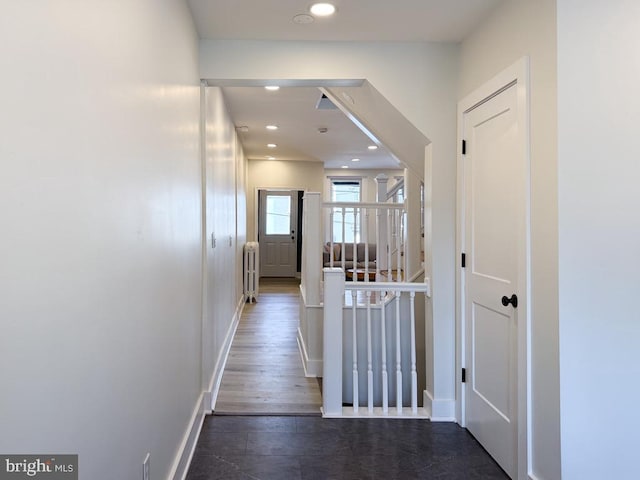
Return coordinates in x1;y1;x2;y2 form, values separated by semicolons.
187;415;509;480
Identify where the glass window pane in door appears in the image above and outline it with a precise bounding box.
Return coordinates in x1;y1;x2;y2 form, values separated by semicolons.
266;195;291;235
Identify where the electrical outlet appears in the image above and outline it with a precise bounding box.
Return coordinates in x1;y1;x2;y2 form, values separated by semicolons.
143;453;150;480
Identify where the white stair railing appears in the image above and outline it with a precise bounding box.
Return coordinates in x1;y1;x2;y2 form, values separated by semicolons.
322;268;430;418
323;201;407;283
300;189;411;310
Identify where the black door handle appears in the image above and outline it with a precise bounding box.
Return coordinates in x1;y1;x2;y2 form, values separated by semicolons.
501;294;518;308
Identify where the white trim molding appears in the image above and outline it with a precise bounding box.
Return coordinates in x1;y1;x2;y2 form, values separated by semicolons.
297;327;322;377
298;286;324;378
209;296;245;411
169;394;207;480
174;296;245;479
424;390;456;422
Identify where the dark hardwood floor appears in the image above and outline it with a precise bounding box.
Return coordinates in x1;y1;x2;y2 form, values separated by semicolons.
187;415;509;479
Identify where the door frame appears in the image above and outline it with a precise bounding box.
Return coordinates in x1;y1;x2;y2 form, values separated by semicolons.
456;57;531;479
255;187;304;277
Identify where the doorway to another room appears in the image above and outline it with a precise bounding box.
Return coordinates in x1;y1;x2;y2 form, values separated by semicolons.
458;58;530;480
258;189;303;278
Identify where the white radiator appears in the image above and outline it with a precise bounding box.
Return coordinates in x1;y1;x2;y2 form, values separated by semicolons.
244;242;259;303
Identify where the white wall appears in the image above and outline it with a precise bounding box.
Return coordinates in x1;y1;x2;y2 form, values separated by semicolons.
202;87;248;395
0;2;202;479
324;82;430;178
203;39;460;411
247;159;324;241
459;1;560;478
558;1;640;478
235;140;248;308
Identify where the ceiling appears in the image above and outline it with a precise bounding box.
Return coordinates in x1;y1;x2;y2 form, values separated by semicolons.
188;0;502;43
191;0;503;170
221;86;400;170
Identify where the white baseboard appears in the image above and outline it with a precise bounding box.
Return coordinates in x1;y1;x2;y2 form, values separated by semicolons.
208;296;244;412
297;328;322;377
423;390;456;422
169;393;207;480
423;390;432;417
170;296;245;479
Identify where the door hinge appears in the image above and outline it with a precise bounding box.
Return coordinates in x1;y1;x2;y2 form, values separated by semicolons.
462;139;467;155
461;368;466;383
461;253;466;268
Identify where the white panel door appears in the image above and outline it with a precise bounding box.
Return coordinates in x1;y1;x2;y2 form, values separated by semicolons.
464;83;520;478
258;190;297;277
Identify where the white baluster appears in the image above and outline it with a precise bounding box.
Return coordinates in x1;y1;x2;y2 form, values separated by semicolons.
352;207;358;283
329;210;335;267
386;209;392;281
364;208;370;282
352;289;359;413
381;293;389;414
410;291;418;414
341;207;346;273
396;209;402;282
366;290;373;413
401;208;407;279
395;290;402;415
375;207;381;279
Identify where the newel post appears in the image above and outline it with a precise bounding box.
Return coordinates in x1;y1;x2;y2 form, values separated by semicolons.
322;267;345;416
375;174;389;272
301;192;322;305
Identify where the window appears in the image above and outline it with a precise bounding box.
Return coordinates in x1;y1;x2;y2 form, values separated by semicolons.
265;194;291;235
330;179;361;243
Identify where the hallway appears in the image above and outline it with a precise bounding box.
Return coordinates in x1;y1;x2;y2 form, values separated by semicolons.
198;278;509;479
214;278;322;415
186;415;509;479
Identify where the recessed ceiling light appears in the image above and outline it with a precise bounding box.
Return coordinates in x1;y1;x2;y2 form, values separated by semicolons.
368;145;378;150
266;156;276;160
266;125;278;130
341;165;349;169
351;158;360;162
265;86;280;91
267;143;277;148
310;3;336;16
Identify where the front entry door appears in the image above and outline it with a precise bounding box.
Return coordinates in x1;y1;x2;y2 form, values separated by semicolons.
463;81;523;478
258;190;297;277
